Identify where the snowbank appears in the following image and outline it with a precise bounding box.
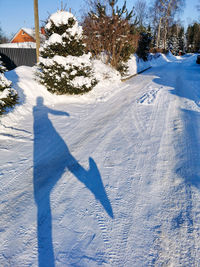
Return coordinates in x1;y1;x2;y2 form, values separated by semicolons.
3;59;122;107
126;51;180;77
149;51;180;67
93;59;121;84
126;54;151;77
1;50;180;118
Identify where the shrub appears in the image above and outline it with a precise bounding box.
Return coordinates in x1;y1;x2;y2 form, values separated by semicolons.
82;0;139;74
0;60;18;115
38;11;97;95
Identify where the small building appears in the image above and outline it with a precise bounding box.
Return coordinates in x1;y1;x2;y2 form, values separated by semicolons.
11;28;45;44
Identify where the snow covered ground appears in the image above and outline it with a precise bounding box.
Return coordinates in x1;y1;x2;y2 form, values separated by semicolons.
1;54;200;266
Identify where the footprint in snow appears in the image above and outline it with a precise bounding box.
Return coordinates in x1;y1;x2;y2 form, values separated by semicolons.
137;87;161;105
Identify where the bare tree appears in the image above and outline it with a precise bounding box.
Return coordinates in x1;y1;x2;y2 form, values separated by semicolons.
0;26;9;44
135;0;148;28
150;0;185;50
81;0;109;20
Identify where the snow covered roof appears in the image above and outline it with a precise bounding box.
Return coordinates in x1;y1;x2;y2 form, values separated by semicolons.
21;28;35;38
0;42;36;48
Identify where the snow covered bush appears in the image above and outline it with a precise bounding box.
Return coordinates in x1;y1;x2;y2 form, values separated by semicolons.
37;11;97;95
0;60;6;73
0;59;18;115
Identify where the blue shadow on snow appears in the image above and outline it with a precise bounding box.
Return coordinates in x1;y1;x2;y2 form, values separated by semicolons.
142;57;200;188
33;97;113;267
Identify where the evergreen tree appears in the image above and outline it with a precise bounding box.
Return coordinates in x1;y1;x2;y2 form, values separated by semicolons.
0;59;6;73
168;35;181;54
186;23;200;52
136;32;152;61
38;11;97;95
0;59;18;115
167;24;185;55
178;27;185;53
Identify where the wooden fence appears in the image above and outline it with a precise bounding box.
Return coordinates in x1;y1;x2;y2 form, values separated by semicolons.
0;47;37;70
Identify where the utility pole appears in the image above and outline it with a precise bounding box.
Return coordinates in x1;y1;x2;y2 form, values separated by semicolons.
34;0;40;63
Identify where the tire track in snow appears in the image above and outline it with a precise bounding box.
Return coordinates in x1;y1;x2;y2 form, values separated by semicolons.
148;98;199;265
121;81;172;265
92;80;170;266
86;108;138;265
94;172;137;266
154;61;200;265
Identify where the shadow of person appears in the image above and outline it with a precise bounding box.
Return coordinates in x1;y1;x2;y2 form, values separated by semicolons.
33;97;113;267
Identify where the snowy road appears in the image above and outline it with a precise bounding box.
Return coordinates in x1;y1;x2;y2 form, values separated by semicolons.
1;55;200;266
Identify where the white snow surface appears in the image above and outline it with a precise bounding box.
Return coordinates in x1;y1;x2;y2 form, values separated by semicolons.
39;54;92;68
45;10;82;40
47;33;63;45
21;28;35;38
0;73;12;88
45;11;75;29
0;42;36;48
0;88;13;99
1;54;200;266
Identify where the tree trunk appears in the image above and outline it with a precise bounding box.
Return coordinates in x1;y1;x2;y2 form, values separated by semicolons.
163;17;168;50
156;17;162;48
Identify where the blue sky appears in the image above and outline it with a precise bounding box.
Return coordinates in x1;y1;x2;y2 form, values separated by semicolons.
0;0;199;39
